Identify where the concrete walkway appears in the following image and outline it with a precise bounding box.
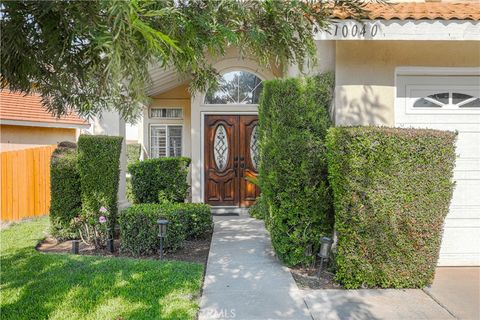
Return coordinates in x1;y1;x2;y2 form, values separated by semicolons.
425;267;480;320
199;215;480;320
303;289;454;320
302;267;480;320
199;215;311;320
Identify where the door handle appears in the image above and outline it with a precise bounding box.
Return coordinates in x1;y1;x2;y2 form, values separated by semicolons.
240;162;245;177
234;161;238;177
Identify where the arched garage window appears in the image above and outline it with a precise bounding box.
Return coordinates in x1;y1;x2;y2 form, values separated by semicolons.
204;71;263;104
413;92;480;109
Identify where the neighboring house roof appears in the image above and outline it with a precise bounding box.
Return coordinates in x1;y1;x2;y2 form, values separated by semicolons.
332;2;480;21
0;91;89;129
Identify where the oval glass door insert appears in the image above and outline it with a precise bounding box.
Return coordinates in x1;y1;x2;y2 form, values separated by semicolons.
250;125;259;169
214;125;228;170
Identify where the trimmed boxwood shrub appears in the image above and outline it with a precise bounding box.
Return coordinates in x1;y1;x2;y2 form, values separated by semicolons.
119;202;212;255
128;157;191;204
119;203;187;255
248;195;267;220
77;135;123;227
167;203;213;239
326;126;456;288
49;144;81;239
126;143;141;169
258;74;335;266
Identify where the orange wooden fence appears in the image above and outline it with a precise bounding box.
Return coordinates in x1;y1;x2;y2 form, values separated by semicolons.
0;145;56;221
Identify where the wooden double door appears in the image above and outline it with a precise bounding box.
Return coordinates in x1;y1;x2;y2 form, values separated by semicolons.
204;115;260;207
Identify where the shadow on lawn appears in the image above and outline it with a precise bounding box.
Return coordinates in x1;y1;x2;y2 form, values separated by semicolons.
0;248;202;320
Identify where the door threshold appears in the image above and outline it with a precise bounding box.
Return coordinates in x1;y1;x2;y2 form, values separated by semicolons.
210;206;249;216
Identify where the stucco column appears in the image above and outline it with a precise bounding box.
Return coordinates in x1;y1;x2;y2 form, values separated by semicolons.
190;94;203;203
91;111;129;210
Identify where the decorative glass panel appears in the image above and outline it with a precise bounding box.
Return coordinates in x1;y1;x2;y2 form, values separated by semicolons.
413;92;449;108
460;98;480;108
151;108;183;119
452;93;473;105
427;93;449;104
250;125;259;170
413;98;443;108
205;71;263;104
214;125;228;170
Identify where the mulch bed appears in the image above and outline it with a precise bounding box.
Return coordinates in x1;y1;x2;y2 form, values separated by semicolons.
37;234;212;265
290;262;342;289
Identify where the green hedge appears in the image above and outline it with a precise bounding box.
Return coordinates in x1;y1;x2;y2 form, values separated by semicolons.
119;202;212;255
258;74;335;266
49;145;81;239
248;195;267;220
128;157;191;204
326;126;456;288
167;203;213;240
126;143;141;169
77;135;123;228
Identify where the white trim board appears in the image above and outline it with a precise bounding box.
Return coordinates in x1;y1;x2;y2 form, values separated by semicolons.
396;67;480;77
315;19;480;41
0;119;90;129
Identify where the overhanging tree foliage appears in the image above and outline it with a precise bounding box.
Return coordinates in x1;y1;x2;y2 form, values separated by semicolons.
1;0;367;121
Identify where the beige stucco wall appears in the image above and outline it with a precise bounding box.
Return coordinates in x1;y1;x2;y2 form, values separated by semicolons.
143;84;192;158
335;40;480;126
0;125;76;145
287;40;336;77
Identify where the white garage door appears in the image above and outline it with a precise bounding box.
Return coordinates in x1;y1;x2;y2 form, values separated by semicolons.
396;72;480;266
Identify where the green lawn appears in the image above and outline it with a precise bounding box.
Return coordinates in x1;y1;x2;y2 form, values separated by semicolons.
0;217;204;320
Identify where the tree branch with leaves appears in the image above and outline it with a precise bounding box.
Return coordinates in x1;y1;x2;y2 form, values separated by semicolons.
1;0;369;121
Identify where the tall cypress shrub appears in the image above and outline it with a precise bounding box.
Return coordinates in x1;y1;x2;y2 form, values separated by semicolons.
258;74;334;266
49;145;81;239
77;135;123;228
326;127;456;288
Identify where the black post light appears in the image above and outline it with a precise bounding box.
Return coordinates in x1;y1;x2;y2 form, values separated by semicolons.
107;227;114;253
317;236;333;277
157;219;170;259
107;238;114;253
72;239;80;254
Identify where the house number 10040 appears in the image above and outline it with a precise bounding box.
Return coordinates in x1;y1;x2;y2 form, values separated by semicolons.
333;23;379;38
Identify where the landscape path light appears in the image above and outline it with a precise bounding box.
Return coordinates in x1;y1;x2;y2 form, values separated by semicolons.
107;226;114;253
157;219;170;260
317;236;333;278
72;239;80;254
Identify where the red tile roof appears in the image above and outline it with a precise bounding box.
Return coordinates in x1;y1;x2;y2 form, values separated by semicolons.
332;2;480;21
0;91;89;128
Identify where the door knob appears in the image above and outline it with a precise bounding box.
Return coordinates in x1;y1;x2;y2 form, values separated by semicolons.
234;161;238;177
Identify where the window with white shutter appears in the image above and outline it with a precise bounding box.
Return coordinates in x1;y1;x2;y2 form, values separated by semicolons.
150;125;182;158
168;126;182;157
